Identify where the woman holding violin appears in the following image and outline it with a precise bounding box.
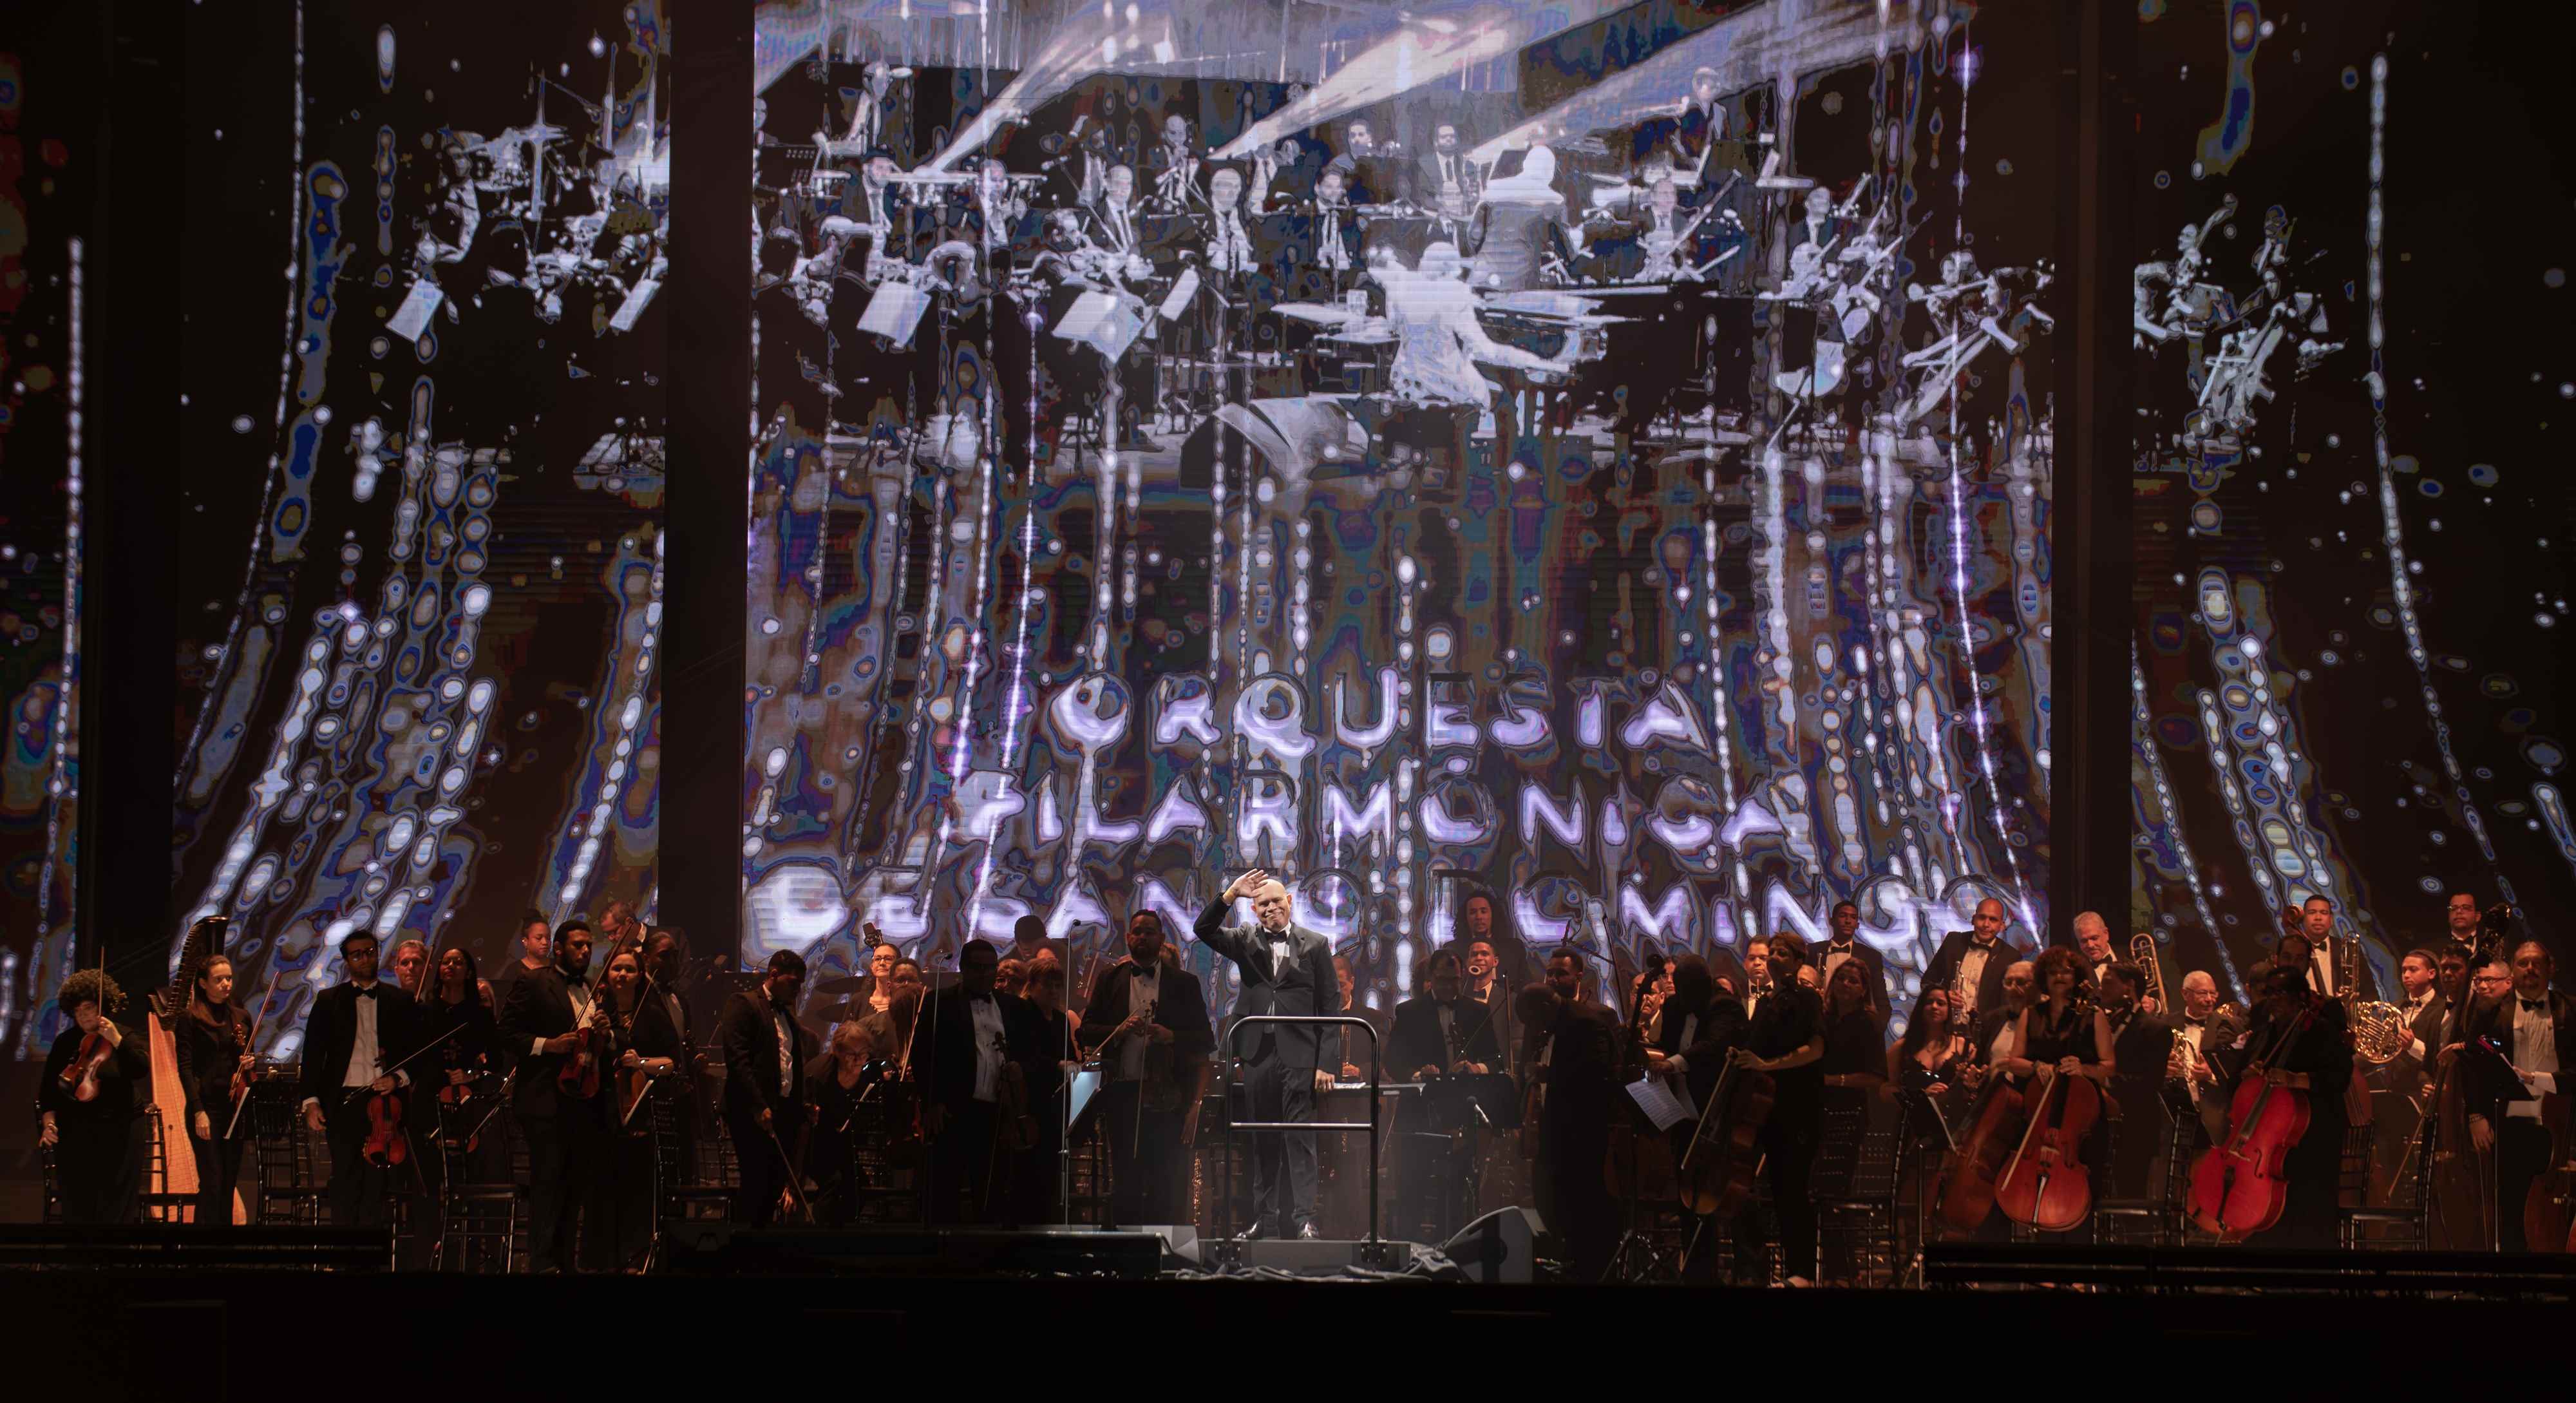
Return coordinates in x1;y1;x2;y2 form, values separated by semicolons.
40;969;150;1224
1725;932;1827;1286
417;946;501;1187
176;955;258;1226
601;945;683;1268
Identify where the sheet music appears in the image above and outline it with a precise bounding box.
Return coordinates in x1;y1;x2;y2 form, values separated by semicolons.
1625;1074;1696;1132
1157;267;1200;321
387;281;446;342
609;278;660;334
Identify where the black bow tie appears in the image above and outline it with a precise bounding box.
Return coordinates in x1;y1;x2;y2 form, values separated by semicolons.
352;985;379;1000
2184;1015;2207;1027
562;971;587;988
2523;999;2548;1014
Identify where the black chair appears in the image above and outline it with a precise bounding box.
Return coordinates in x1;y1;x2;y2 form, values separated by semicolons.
433;1101;525;1273
2340;1119;2433;1250
2094;1105;2192;1246
1815;1105;1902;1284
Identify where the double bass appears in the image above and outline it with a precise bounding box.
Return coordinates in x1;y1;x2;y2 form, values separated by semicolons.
2186;982;2318;1240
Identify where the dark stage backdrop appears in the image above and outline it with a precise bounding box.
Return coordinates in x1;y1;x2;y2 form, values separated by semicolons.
743;6;2065;1038
140;0;669;1067
2128;1;2576;998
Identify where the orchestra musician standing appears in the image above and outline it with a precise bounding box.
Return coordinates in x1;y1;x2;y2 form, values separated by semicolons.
715;949;810;1230
499;919;612;1271
298;931;420;1228
1924;898;2018;1030
40;970;149;1225
2464;940;2575;1252
1817;901;1893;1034
1523;950;1620;1279
1195;868;1340;1240
178;954;256;1227
1727;932;1826;1285
2168;970;2244;1147
1644;955;1743;1281
2234;933;2355;1248
600;945;683;1268
916;939;1042;1225
2098;961;2177;1200
1386;948;1504;1237
1077;910;1215;1226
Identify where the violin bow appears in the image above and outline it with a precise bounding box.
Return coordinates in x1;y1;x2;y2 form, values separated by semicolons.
220;948;288;1140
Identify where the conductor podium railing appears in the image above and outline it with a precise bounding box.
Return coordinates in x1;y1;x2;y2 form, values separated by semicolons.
1217;1015;1388;1264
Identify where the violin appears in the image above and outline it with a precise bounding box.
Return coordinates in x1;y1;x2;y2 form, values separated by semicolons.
1937;1065;2027;1232
63;1029;115;1103
1994;1065;2101;1231
1675;1057;1775;1218
361;1078;409;1169
2187;991;2318;1239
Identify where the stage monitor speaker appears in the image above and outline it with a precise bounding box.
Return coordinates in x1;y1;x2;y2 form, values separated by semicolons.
1439;1206;1540;1284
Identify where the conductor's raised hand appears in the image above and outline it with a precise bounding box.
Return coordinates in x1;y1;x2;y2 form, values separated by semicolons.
1224;869;1271;904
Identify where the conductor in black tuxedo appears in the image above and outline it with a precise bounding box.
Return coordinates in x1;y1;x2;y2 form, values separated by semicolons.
498;919;612;1272
715;948;809;1228
1195;867;1340;1239
296;931;419;1227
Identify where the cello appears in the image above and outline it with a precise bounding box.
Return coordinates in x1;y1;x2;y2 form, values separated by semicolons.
2187;976;2318;1240
1675;1058;1775;1219
1994;1068;2102;1232
1935;1071;2025;1232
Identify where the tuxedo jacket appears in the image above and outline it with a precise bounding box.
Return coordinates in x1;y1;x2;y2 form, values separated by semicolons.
1416;153;1482;207
1077;957;1217;1065
1195;898;1339;1070
296;982;419;1111
1922;931;2016;1022
914;988;1041;1114
1387;995;1506;1082
498;965;603;1121
2105;1006;2177;1083
1533;999;1620;1147
2461;989;2576;1113
715;988;809;1123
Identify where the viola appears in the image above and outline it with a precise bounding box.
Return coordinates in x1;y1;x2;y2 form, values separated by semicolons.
2186;998;2317;1240
558;1000;607;1100
1675;1059;1776;1218
1994;1069;2101;1232
361;1082;409;1169
63;1029;114;1103
1937;1073;2027;1232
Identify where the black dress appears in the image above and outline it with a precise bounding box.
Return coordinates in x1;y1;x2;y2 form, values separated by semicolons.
1817;1007;1883;1116
41;1024;150;1224
1734;982;1824;1283
416;991;502;1187
2016;1001;2110;1201
176;1002;254;1225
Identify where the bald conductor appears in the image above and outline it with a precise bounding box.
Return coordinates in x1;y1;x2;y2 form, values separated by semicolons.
1196;868;1339;1239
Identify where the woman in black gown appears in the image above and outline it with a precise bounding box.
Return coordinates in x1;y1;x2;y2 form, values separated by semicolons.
177;954;256;1226
1817;959;1886;1116
601;947;683;1268
1997;948;2114;1230
39;970;149;1224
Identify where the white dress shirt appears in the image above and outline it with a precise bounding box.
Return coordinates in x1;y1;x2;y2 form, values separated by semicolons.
1117;963;1161;1082
527;973;594;1058
302;980;409;1111
969;995;1006;1102
1820;942;1857;988
772;1000;795;1097
2508;995;2561;1120
1954;941;1996;1019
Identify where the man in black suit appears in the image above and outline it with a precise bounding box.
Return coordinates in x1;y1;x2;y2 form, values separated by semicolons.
499;919;614;1270
1460;937;1519;1074
1644;954;1744;1283
1923;897;2019;1031
1816;901;1892;1034
2170;969;2244;1147
296;931;419;1227
2464;940;2576;1251
1196;867;1339;1239
2099;962;2177;1199
1728;933;1826;1286
1523;948;1620;1279
1416;122;1482;224
916;939;1040;1224
1387;947;1505;1237
714;948;809;1228
1077;911;1215;1225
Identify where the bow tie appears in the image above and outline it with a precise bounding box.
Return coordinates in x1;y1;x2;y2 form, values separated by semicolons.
2523;999;2549;1014
2184;1015;2207;1027
562;971;587;988
352;985;379;1000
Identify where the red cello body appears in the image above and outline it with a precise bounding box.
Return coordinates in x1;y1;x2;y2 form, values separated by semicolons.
1994;1073;2101;1232
2187;1005;2316;1240
1936;1075;2026;1232
63;1031;112;1103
